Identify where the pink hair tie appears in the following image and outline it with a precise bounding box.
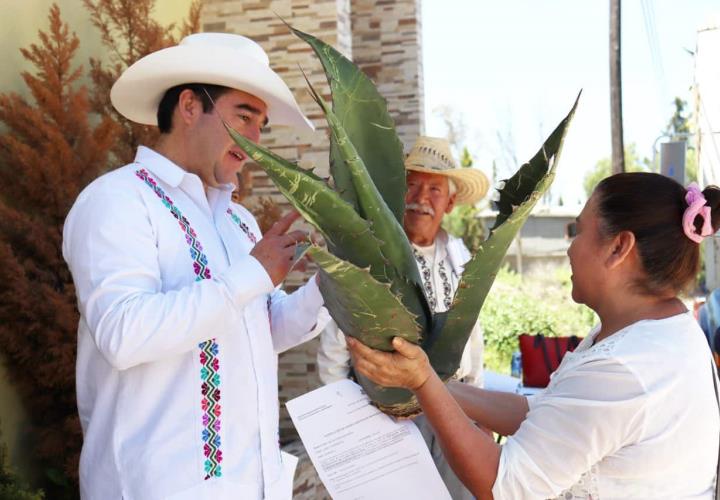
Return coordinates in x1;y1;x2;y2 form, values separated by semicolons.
683;182;713;243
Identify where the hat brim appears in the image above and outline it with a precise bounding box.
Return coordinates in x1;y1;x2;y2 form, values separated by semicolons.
110;44;314;131
406;164;490;205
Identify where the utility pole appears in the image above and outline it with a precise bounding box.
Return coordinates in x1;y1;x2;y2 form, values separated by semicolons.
610;0;625;173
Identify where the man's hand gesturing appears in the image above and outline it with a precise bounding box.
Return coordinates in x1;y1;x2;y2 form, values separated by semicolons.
250;211;307;286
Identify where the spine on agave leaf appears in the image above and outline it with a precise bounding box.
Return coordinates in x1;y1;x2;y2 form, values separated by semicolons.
425;93;581;381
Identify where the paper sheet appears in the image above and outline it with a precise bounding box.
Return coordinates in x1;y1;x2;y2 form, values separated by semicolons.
287;379;451;500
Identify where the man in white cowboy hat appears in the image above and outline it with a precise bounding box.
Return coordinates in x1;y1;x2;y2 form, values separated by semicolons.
63;33;329;500
317;135;489;500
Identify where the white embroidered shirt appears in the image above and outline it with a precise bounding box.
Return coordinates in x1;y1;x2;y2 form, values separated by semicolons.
63;146;327;500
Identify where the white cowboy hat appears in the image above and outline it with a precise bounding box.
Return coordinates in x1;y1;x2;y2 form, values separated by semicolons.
110;33;313;131
404;136;490;205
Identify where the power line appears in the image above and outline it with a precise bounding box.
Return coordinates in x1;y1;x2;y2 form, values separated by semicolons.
640;0;669;107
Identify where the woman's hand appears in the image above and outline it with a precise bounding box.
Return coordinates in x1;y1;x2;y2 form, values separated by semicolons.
346;336;432;391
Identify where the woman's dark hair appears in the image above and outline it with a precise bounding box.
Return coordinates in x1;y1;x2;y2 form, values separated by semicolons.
156;83;231;133
594;172;720;294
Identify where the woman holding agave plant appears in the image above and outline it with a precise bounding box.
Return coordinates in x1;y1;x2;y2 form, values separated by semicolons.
349;172;720;499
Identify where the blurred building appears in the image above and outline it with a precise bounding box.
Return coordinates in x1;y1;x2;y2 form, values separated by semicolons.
479;205;578;275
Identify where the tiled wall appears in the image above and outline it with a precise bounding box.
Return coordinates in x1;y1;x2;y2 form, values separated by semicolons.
349;0;424;144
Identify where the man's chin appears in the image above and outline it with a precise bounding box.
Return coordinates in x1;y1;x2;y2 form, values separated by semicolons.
216;164;246;185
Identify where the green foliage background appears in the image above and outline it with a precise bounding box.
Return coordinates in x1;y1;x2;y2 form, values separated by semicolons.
480;266;598;373
582;143;650;199
0;426;43;500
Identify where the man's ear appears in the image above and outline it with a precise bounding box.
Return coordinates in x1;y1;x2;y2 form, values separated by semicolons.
175;89;203;127
606;230;636;270
445;192;457;214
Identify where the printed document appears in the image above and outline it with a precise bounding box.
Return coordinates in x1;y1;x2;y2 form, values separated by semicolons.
286;379;451;500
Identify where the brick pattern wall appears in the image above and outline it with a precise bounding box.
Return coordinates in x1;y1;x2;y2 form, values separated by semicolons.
350;0;424;144
200;0;423;494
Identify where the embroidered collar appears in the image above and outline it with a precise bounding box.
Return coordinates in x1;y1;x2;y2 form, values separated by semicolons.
135;146;236;193
134;146;186;188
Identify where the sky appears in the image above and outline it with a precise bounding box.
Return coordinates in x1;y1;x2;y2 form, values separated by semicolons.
422;0;720;207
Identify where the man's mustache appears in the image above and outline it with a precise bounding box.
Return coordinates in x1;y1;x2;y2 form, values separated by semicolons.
406;203;435;217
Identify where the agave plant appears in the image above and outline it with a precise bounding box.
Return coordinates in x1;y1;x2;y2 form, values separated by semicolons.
227;26;579;417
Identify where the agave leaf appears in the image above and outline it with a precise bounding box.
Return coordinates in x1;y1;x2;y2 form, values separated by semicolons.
302;76;423;293
226;125;388;280
305;244;423;417
425;93;581;379
290;26;407;224
305;246;421;350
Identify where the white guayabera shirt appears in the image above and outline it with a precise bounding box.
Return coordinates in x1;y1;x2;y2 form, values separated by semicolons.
492;312;719;500
317;231;484;387
63;146;328;500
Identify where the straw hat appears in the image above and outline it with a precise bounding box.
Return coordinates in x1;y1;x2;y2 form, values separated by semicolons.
404;136;489;205
110;33;313;131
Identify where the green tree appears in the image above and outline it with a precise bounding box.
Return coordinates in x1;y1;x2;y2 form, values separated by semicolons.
0;424;44;500
0;8;117;495
84;0;201;165
666;97;691;138
583;143;649;198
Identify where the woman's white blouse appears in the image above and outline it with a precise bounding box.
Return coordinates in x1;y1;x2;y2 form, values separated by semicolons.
492;312;719;499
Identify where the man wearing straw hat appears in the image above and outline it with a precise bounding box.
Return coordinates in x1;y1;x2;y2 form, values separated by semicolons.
63;33;329;500
317;136;489;500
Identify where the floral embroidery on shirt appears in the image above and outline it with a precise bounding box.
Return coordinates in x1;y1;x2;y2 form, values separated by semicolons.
412;247;453;311
437;260;453;310
135;168;223;479
572;327;632;361
200;339;222;478
227;207;257;244
135;168;212;281
551;463;600;499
